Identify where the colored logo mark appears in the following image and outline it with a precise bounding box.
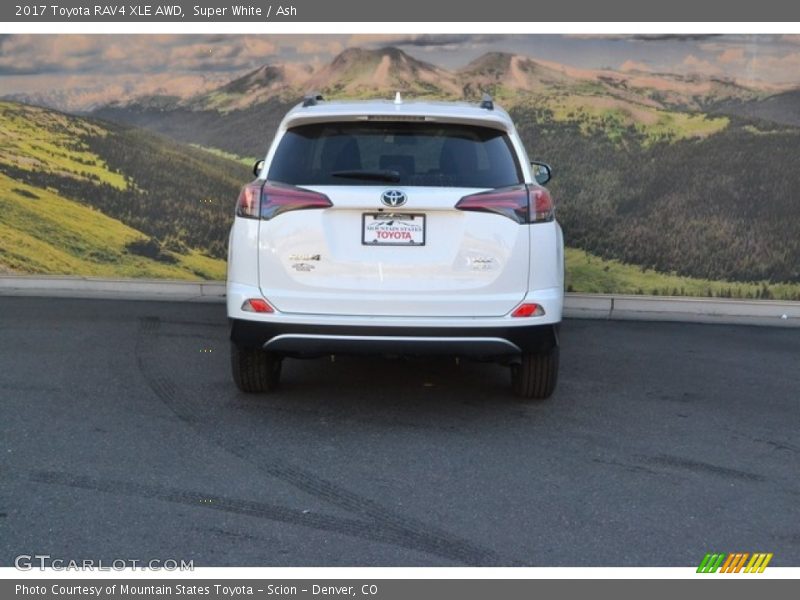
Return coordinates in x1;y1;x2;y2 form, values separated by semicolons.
697;552;773;573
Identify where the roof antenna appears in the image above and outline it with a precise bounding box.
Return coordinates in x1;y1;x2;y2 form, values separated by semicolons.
394;91;403;105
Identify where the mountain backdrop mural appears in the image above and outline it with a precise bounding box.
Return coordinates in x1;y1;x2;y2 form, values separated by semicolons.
2;35;800;299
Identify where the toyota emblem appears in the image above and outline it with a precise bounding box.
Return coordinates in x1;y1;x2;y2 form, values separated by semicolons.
381;190;407;207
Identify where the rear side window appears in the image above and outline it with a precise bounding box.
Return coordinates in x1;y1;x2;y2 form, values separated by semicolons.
267;121;523;188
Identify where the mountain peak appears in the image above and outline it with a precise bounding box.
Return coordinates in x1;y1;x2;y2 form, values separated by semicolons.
462;52;515;72
327;46;432;72
75;46;781;116
220;64;286;94
218;63;314;95
459;52;571;96
306;46;460;98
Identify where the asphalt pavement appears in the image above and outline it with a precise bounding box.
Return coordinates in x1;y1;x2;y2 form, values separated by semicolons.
1;296;798;566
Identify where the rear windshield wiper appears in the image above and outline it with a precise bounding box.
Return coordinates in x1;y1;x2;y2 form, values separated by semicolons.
331;169;401;183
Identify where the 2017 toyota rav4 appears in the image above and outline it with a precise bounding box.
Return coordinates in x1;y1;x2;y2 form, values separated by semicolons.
226;94;564;399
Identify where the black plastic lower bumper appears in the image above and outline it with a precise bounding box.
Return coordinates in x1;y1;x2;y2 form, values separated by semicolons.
230;318;558;358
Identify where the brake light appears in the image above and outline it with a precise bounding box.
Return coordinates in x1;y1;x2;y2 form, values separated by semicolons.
530;187;554;223
455;185;554;224
260;182;332;220
236;181;262;219
241;298;274;313
236;181;332;220
511;303;545;318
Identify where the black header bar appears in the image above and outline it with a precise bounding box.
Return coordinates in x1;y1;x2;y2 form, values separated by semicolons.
4;0;800;22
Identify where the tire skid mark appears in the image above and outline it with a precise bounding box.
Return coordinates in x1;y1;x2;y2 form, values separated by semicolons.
752;438;800;455
591;458;663;477
644;454;767;482
148;318;227;329
133;317;501;566
8;468;478;556
0;381;62;393
139;316;161;332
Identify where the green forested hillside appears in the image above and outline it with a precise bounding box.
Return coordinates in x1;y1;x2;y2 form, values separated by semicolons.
93;95;800;288
94;98;294;161
0;172;224;279
0;101;246;278
713;89;800;128
512;105;800;284
565;248;800;300
4;77;800;298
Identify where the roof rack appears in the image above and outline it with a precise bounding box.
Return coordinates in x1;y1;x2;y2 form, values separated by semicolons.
302;92;324;107
479;93;494;111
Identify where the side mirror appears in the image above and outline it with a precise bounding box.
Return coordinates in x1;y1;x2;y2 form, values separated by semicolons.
253;159;265;178
531;161;552;185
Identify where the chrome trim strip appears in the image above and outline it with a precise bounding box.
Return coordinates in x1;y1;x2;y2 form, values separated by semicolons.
263;334;521;354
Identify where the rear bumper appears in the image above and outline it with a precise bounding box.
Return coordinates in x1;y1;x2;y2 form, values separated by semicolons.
230;319;558;359
227;282;563;326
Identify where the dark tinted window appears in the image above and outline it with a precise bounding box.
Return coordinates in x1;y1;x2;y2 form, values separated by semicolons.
267;122;522;188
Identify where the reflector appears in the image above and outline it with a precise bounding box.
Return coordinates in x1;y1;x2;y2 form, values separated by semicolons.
511;303;545;318
242;298;274;313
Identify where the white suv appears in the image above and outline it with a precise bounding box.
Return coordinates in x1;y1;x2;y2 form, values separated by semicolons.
226;94;564;399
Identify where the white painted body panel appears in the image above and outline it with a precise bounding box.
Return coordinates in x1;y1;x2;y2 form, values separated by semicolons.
256;186;530;317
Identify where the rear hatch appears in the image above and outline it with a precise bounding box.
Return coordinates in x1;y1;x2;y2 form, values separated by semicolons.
257;120;529;317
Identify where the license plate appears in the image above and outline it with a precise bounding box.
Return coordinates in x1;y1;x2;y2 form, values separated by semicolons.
362;213;426;246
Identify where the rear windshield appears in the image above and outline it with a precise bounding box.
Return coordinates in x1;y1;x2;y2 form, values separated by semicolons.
267;121;523;188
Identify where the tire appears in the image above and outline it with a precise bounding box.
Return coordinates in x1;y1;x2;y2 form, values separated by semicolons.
230;343;282;393
511;346;559;400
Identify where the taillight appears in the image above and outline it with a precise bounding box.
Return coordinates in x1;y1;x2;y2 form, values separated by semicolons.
236;181;262;219
529;187;554;223
455;185;528;223
236;181;332;220
455;185;554;224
